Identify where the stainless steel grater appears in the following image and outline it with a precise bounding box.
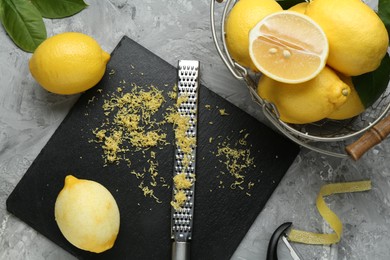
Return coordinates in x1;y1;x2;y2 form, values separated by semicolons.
171;60;200;260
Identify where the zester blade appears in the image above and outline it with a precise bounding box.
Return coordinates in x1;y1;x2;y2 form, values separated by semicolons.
171;60;200;260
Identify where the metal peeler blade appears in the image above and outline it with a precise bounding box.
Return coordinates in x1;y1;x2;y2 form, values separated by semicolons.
267;222;302;260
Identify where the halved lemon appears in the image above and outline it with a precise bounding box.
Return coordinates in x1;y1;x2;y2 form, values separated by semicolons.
249;11;329;84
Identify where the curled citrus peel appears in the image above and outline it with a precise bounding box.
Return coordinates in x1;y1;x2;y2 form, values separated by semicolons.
288;180;372;245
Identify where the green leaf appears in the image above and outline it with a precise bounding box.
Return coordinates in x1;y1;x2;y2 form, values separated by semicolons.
31;0;88;19
0;0;46;52
352;53;390;108
378;0;390;36
276;0;305;10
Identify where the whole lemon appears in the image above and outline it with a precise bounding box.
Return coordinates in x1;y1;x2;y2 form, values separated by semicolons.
305;0;389;76
257;66;351;124
225;0;282;71
55;175;120;253
29;32;110;95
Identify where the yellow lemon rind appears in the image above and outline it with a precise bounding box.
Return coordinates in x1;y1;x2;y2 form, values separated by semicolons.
55;175;120;253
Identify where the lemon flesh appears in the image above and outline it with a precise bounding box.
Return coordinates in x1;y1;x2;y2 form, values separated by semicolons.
225;0;282;71
29;32;110;95
305;0;389;76
257;66;350;124
249;11;329;84
55;175;120;253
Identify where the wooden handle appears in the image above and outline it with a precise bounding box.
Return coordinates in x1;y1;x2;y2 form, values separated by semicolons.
346;115;390;160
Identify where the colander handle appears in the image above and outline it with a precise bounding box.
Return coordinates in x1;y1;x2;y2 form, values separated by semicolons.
345;114;390;160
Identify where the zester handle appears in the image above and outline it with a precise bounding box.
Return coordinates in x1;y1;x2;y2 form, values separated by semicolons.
345;115;390;160
172;241;190;260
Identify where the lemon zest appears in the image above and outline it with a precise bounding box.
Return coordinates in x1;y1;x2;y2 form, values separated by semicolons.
90;83;176;203
167;92;197;210
288;180;371;245
215;130;255;193
173;173;193;190
219;109;229;116
171;190;187;210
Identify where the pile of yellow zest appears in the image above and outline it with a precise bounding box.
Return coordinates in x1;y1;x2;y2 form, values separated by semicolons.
90;83;174;203
171;172;196;209
93;84;167;164
215;132;254;193
170;190;187;210
173;173;193;190
288;180;372;245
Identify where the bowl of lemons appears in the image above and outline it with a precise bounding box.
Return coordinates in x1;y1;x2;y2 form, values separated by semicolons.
211;0;390;159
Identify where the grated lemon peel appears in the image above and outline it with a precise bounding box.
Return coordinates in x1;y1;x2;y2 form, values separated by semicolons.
89;81;175;203
89;79;198;207
168;92;196;210
219;109;229;116
170;190;187;210
92;84;168;165
215;131;255;194
88;77;261;207
173;173;193;190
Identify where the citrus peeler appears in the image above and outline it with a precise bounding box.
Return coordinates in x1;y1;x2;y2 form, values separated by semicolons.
267;222;302;260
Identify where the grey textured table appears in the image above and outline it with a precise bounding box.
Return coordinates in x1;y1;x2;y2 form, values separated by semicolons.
1;0;389;259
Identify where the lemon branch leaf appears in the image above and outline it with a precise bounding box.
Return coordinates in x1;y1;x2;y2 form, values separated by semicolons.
378;0;390;36
352;53;390;108
276;0;304;9
31;0;88;19
0;0;46;52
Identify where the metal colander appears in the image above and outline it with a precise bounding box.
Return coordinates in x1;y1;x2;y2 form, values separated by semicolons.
210;0;390;159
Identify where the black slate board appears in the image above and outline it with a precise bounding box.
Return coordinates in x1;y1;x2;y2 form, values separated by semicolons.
7;36;299;260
